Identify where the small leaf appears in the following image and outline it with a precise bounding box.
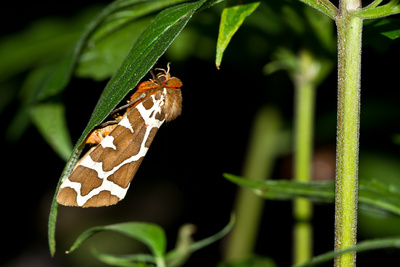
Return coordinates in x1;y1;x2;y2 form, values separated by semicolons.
68;222;167;261
29;103;73;161
7;62;74;154
216;0;260;69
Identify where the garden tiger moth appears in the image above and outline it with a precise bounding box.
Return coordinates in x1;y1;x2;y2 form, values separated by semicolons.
57;65;183;207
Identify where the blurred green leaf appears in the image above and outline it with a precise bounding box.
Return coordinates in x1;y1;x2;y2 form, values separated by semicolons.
4;107;31;143
298;0;337;20
293;236;400;267
89;0;188;43
76;0;188;80
224;173;335;202
34;52;76;101
5;62;74;157
216;0;260;68
224;174;400;216
354;2;400;20
29;103;73;161
364;18;400;40
0;14;88;83
68;222;166;264
92;250;155;267
359;179;400;216
392;134;400;145
76;19;150;81
303;4;336;53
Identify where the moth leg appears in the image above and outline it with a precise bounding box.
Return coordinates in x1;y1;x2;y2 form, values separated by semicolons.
86;124;117;145
109;92;147;116
97;117;122;128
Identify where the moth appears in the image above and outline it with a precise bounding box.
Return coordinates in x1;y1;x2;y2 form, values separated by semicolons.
57;66;183;207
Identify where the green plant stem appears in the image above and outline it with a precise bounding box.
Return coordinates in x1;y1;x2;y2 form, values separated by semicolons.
292;51;316;265
224;107;282;263
334;0;362;266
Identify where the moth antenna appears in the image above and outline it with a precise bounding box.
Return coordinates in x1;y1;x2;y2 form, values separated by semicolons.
166;62;171;73
155;62;171;75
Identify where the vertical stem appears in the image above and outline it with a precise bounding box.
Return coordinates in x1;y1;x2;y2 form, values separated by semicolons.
335;0;362;266
293;50;316;265
224;107;282;262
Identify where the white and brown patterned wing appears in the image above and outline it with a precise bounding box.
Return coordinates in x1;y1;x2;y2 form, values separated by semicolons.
57;91;166;207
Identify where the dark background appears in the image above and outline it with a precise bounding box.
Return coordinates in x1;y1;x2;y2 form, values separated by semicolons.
2;0;400;266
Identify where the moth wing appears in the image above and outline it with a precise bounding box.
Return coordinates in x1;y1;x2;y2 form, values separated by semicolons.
57;92;166;207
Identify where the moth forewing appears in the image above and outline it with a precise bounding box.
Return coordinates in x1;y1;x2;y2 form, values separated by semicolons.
57;67;183;207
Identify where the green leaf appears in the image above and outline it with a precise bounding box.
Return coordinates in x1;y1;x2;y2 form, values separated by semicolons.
34;52;76;101
358;179;400;216
293;236;400;267
0;14;85;83
392;133;400;145
5;62;74;156
216;0;260;69
48;0;207;256
224;173;335;202
166;214;235;267
298;0;337;20
354;2;400;20
364;18;400;40
29;103;73;161
224;174;400;216
68;222;166;265
92;250;156;267
4;106;31;143
76;0;188;80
